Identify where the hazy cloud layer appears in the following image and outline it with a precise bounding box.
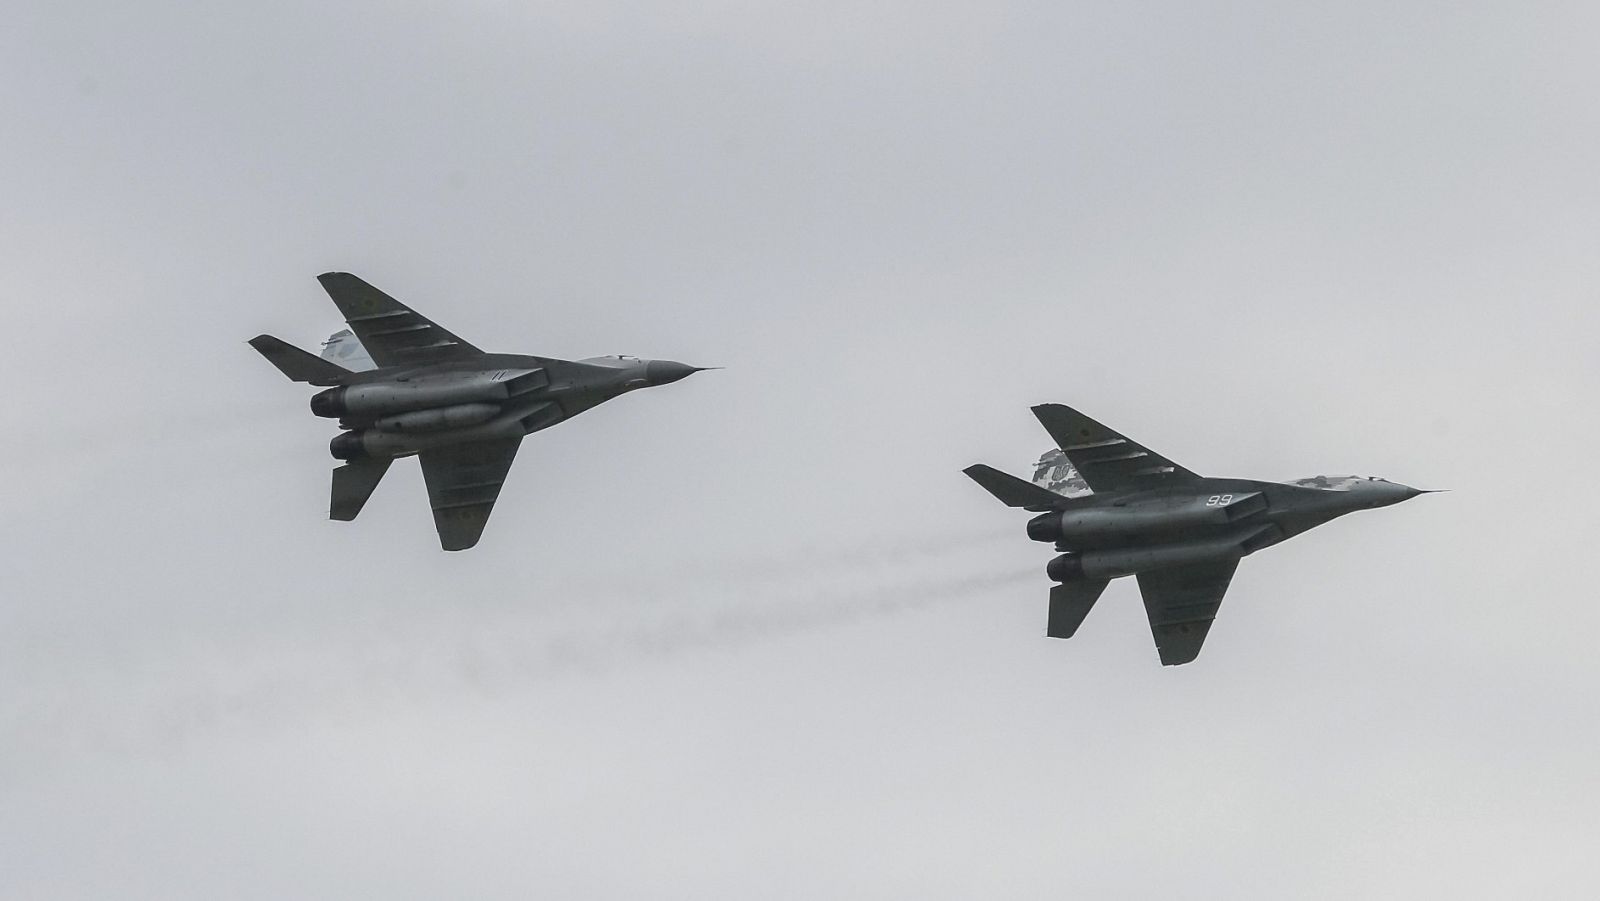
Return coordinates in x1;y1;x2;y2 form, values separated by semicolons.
2;2;1597;898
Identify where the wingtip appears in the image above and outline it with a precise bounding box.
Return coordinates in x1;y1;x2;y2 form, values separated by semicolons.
1031;402;1077;421
247;334;290;355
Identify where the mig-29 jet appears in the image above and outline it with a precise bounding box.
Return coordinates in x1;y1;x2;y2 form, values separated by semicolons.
250;273;710;551
965;404;1434;665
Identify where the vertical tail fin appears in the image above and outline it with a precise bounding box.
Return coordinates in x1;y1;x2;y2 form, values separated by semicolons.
319;329;377;372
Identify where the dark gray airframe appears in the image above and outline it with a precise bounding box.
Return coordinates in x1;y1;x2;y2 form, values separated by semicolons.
251;272;709;551
965;404;1433;665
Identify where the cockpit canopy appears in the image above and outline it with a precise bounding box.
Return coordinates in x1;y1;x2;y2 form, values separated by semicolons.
1287;475;1390;491
579;354;644;369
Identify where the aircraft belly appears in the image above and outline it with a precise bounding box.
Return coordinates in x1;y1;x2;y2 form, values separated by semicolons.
1061;523;1277;580
1078;540;1246;580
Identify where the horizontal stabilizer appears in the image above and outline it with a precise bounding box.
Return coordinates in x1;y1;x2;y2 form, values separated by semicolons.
1048;579;1110;638
963;464;1070;510
330;459;391;521
250;335;350;385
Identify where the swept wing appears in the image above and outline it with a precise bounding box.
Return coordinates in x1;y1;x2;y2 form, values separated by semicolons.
1136;559;1238;666
317;272;483;367
418;438;523;551
1031;404;1199;494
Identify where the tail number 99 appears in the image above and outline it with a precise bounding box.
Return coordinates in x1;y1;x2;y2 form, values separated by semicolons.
1206;494;1234;507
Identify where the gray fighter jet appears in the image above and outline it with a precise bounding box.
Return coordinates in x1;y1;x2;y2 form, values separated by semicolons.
965;404;1433;665
250;272;709;551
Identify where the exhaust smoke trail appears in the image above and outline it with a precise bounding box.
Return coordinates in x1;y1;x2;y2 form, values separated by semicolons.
559;523;1020;609
5;558;1039;759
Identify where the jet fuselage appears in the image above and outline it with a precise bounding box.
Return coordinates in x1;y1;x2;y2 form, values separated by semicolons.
1027;476;1422;582
317;354;699;462
250;271;708;550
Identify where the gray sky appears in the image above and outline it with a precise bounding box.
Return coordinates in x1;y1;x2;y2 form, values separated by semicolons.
3;2;1598;897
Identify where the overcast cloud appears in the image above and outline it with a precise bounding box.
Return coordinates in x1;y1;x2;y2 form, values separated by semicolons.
2;2;1598;898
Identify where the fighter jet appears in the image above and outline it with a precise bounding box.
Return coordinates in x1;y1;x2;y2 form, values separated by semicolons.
964;404;1433;665
250;272;710;551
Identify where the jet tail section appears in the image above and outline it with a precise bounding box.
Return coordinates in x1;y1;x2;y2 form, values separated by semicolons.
320;328;377;372
330;459;391;521
963;464;1071;511
250;335;350;386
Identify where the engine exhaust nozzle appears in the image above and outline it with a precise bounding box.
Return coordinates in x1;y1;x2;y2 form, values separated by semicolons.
330;430;368;461
311;386;347;418
1027;512;1063;543
1047;553;1085;583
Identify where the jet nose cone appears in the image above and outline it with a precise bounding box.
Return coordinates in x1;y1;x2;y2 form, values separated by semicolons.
645;360;702;386
1359;480;1431;509
1386;483;1445;505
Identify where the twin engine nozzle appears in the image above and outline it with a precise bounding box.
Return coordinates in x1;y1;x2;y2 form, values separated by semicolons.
1046;553;1085;582
310;386;349;418
330;430;370;461
1027;512;1065;543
